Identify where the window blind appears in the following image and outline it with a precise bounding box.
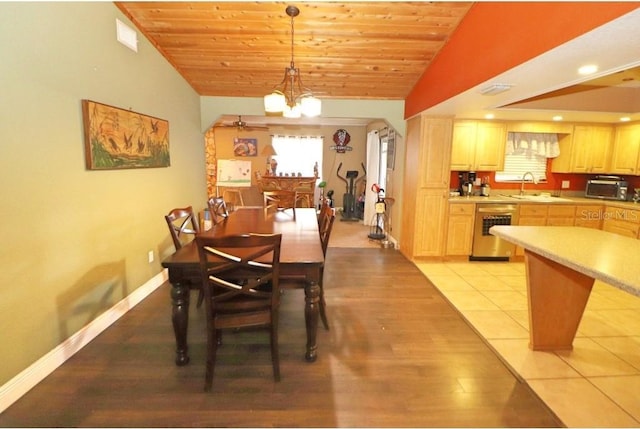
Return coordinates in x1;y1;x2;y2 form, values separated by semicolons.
495;152;547;182
495;132;554;182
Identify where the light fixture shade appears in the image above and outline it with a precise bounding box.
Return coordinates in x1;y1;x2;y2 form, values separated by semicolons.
283;103;302;119
260;144;277;157
264;91;286;113
301;96;322;117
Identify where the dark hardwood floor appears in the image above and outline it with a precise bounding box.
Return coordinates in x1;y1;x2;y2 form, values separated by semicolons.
0;248;563;427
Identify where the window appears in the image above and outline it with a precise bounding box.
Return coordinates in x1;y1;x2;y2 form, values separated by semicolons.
495;132;559;182
271;135;323;179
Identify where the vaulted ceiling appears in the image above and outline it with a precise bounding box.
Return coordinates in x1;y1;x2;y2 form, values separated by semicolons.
116;2;640;125
115;1;473;100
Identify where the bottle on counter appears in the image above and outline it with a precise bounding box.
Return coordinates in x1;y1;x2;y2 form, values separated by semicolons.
480;176;491;197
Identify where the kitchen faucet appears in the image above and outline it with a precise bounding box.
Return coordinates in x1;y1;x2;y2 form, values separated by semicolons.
520;171;537;195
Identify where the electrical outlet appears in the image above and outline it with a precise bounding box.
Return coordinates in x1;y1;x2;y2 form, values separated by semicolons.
561;180;570;189
148;250;154;263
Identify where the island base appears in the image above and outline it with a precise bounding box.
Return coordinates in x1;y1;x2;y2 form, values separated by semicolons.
525;250;595;351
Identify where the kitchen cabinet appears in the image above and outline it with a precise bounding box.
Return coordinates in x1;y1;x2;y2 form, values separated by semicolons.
546;205;576;226
601;206;640;238
569;125;614;173
445;203;475;256
574;204;604;229
515;204;548;255
400;115;452;258
506;121;573;134
609;123;640;175
451;120;506;171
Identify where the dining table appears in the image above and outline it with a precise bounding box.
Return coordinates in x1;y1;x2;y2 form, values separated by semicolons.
161;206;325;365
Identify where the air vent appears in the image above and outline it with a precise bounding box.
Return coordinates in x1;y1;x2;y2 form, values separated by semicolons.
480;83;513;96
116;19;138;52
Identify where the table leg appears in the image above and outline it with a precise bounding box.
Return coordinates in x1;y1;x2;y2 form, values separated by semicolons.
525;250;595;351
304;280;320;362
170;282;191;365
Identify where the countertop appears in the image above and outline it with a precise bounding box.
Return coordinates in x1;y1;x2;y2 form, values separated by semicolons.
449;194;640;209
490;225;640;297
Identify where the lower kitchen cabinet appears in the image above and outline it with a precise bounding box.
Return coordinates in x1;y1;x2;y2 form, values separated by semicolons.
575;204;604;229
446;203;475;256
413;189;449;256
547;205;576;226
516;204;548;255
602;206;640;238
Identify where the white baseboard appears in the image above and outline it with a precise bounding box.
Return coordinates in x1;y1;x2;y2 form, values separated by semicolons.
0;270;168;414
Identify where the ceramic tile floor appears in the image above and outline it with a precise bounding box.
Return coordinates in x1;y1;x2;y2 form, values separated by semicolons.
415;260;640;428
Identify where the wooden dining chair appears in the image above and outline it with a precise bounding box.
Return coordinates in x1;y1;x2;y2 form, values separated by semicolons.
207;196;229;225
293;179;316;208
316;201;335;329
263;190;297;216
165;206;200;250
195;233;282;391
280;200;334;330
165;206;205;307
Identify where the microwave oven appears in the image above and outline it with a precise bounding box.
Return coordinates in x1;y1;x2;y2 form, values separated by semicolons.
585;176;628;201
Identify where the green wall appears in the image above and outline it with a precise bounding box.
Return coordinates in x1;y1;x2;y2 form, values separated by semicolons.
0;2;407;389
0;3;205;385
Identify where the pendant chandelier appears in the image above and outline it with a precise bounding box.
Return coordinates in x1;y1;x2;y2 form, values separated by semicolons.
263;5;321;118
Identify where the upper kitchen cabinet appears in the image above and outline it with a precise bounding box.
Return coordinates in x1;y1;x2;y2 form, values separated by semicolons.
506;122;573;134
551;124;614;173
570;125;613;173
610;123;640;175
451;120;507;171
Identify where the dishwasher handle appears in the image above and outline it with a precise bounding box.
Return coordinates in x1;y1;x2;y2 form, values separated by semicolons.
477;206;517;214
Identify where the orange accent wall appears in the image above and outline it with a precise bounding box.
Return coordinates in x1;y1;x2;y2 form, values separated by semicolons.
450;170;589;192
450;170;640;195
405;2;639;118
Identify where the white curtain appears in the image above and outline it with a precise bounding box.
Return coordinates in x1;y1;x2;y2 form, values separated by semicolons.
364;130;380;226
506;132;560;158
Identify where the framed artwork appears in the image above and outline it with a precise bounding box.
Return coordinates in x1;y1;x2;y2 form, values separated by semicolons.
233;138;258;157
82;99;170;170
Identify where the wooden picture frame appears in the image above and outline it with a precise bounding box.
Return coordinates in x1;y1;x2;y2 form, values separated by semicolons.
82;100;170;170
233;137;258;157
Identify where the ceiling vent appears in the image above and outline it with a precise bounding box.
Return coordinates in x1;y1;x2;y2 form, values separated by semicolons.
480;83;513;96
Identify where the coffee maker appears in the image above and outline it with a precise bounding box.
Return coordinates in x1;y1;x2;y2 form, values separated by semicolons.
457;171;476;196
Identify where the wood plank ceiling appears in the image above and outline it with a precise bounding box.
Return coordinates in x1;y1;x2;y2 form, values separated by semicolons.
115;2;473;100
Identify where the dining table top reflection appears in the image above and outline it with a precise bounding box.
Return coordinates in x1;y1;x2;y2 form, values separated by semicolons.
161;206;325;364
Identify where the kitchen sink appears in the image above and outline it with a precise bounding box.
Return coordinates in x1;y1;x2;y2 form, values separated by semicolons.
499;193;572;202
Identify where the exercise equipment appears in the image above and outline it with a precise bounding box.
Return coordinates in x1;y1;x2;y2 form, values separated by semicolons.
336;162;366;221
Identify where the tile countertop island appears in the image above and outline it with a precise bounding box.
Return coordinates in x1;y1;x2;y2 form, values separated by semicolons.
490;225;640;351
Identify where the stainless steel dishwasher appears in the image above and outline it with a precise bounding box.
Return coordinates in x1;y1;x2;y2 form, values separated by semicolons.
470;204;519;261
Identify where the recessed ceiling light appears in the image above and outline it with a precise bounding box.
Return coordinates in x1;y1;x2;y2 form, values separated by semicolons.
620;116;631;122
552;115;563;121
484;113;495;119
578;64;598;75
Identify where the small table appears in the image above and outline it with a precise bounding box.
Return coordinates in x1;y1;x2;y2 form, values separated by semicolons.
490;225;640;351
161;207;324;365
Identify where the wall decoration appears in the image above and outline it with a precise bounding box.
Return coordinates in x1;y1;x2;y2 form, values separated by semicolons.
330;129;352;153
82;100;169;170
233;137;258;157
217;159;252;187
